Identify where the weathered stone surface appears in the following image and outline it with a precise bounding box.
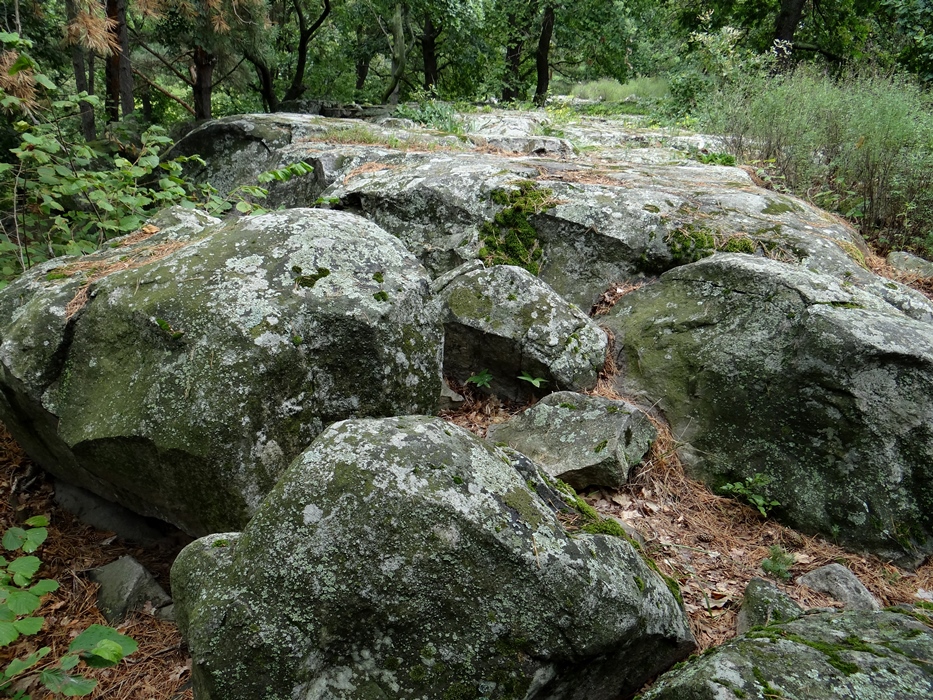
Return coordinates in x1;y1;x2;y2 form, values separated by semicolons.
89;556;172;624
486;391;656;489
798;563;881;611
172;416;695;700
436;265;607;400
603;254;933;566
735;578;804;635
0;207;442;535
888;250;933;278
643;610;933;699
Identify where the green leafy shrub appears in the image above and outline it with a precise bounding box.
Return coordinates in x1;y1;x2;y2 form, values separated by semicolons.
570;76;669;103
719;473;780;517
394;91;466;135
1;516;137;697
702;65;933;258
0;33;315;291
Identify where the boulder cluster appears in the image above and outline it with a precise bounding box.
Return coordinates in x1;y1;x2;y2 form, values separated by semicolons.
2;109;932;698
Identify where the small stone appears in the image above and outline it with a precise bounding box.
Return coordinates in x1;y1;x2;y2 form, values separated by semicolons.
735;577;804;634
89;556;172;624
798;563;880;611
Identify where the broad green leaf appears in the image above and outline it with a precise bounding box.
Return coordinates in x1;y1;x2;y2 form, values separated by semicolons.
0;606;13;622
59;654;80;671
2;528;26;551
29;579;58;595
0;621;17;646
8;556;40;579
22;517;47;528
4;646;47;677
236;201;253;213
33;74;56;90
69;625;137;659
21;528;47;553
5;589;39;616
7;54;35;75
85;639;125;666
39;668;97;696
13;616;43;635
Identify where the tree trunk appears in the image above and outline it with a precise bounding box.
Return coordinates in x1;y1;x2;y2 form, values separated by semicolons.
774;0;807;58
105;0;134;120
420;15;440;93
64;0;96;140
533;4;554;106
355;24;372;91
381;3;409;105
190;46;215;121
283;0;331;103
502;12;524;102
247;54;278;112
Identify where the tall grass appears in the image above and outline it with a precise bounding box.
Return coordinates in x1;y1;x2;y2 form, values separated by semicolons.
571;77;669;103
702;66;933;257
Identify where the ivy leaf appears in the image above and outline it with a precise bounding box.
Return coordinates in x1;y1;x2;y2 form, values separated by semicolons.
29;579;59;596
4;646;49;677
2;527;26;551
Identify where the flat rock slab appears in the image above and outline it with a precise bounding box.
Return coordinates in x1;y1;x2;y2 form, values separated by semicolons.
0;207;442;535
487;391;656;489
643;610;933;699
172;416;695;700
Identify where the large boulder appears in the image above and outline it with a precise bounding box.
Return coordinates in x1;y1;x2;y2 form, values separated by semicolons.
436;265;607;400
172;416;696;700
602;253;933;566
487;391;656;489
642;609;933;699
0;207;442;535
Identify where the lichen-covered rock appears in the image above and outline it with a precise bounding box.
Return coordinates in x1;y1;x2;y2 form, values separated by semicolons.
487;391;656;489
602;254;933;566
798;564;880;611
888;250;933;278
171;416;696;700
0;207;442;534
642;610;933;699
436;265;607;400
323;153;540;277
735;578;804;634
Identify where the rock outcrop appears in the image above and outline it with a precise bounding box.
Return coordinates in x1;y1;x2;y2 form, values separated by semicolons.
602;253;933;566
172;416;696;700
0;207;442;534
436;265;607;400
643;609;933;699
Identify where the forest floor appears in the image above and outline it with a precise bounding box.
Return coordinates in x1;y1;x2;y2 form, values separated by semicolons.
3;383;933;698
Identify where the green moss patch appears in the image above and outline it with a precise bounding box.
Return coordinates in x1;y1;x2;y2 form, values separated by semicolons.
667;225;715;264
479;181;556;275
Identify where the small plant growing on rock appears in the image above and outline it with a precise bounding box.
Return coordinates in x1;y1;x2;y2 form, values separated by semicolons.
517;371;547;388
719;473;780;517
0;516;137;697
761;545;796;581
465;369;493;388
